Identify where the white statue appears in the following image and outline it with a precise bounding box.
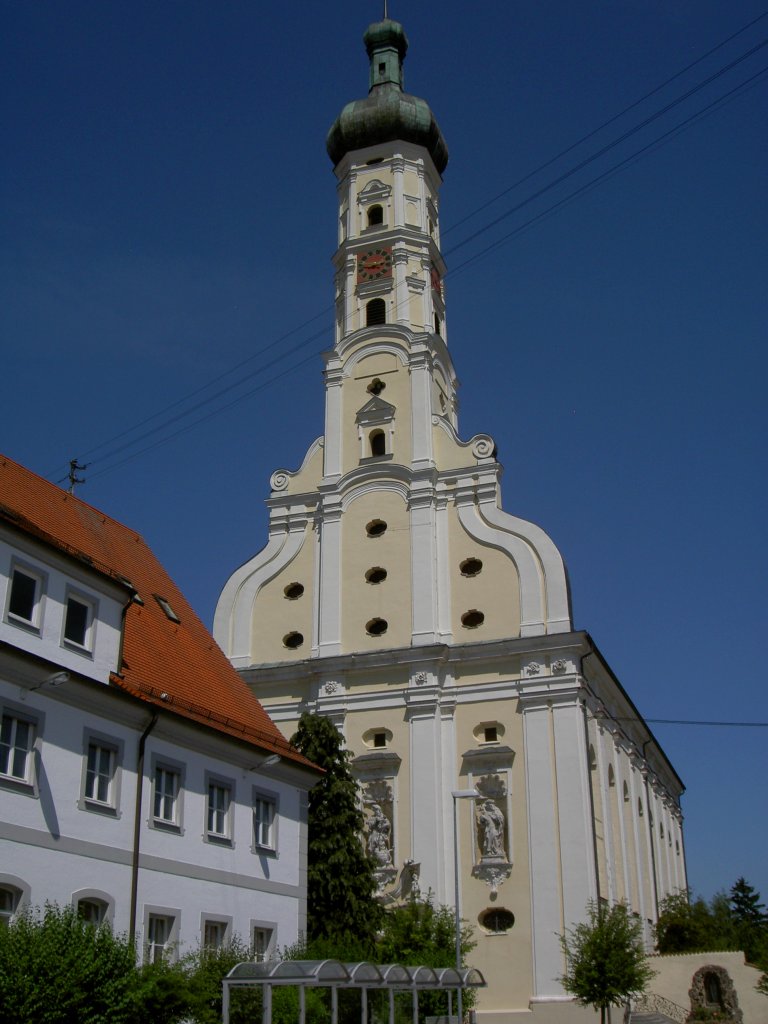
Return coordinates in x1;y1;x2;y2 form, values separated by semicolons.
476;799;506;859
367;803;392;866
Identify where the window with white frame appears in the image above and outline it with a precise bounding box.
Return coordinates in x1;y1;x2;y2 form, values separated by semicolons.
252;925;274;962
206;779;232;841
153;765;181;827
146;913;176;963
0;886;21;928
63;592;95;651
0;712;34;784
7;565;44;629
85;742;115;806
253;793;277;852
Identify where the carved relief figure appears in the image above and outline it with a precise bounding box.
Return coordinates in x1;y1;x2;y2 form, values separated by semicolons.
367;803;392;866
477;799;506;860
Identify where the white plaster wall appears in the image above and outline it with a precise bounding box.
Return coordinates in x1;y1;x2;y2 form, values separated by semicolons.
0;535;124;685
0;675;307;958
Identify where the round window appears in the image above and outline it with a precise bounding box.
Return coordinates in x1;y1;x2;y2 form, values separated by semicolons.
365;567;388;584
461;610;485;628
460;558;483;577
366;520;388;537
284;582;304;600
479;908;515;934
283;632;304;649
366;618;388;637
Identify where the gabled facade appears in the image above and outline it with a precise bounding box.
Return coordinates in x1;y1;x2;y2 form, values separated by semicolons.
214;17;687;1021
0;453;319;958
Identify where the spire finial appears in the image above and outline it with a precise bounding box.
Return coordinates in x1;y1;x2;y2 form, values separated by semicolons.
383;1;388;18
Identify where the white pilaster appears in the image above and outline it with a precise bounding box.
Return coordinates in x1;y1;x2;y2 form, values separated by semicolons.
317;499;342;656
522;696;566;998
409;484;438;645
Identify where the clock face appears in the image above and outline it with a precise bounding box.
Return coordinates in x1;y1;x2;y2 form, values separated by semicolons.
357;247;393;283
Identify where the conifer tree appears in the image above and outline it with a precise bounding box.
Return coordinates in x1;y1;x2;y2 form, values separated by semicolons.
291;713;382;946
730;877;766;928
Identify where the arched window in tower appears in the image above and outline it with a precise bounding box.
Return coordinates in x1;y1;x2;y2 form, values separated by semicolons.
366;298;386;327
434;314;441;336
367;205;384;227
369;429;386;457
608;764;615;787
623;780;630;803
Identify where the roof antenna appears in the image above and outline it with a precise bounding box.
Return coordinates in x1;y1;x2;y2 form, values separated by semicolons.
67;458;88;494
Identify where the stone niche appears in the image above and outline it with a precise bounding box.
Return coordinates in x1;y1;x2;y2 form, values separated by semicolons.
687;965;742;1024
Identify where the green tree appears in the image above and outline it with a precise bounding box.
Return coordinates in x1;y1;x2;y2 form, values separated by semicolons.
0;902;189;1024
560;901;655;1024
291;712;382;946
655;891;738;954
730;877;766;928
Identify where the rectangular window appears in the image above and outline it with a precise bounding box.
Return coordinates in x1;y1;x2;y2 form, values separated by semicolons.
64;595;92;648
0;714;33;782
203;919;228;949
7;567;43;628
147;914;174;963
154;766;179;825
253;795;276;850
207;782;231;839
85;743;114;805
252;926;274;962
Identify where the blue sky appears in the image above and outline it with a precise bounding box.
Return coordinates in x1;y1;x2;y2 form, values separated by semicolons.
2;1;766;906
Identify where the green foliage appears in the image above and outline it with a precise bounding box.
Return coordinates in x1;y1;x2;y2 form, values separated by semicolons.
0;903;138;1024
656;891;738;954
183;937;259;1024
0;903;189;1024
291;712;382;946
730;877;766;928
560;901;655;1023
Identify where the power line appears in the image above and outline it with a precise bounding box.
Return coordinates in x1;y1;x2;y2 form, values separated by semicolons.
443;10;768;238
610;717;768;728
447;64;768;279
45;21;768;483
444;36;768;259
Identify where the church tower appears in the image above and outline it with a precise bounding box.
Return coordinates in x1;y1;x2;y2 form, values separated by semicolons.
215;16;686;1020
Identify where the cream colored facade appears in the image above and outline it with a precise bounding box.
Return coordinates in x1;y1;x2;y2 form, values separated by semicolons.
214;17;687;1020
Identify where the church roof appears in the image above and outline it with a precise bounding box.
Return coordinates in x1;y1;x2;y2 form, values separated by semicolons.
326;18;448;173
0;454;316;770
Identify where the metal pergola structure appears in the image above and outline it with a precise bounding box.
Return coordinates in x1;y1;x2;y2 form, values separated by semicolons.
222;959;486;1024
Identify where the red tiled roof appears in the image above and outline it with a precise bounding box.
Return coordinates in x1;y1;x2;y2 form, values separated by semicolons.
0;454;316;771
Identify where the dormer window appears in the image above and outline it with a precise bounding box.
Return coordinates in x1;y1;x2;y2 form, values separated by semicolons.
366;298;386;326
63;593;95;651
154;595;180;624
367;205;384;227
7;565;45;630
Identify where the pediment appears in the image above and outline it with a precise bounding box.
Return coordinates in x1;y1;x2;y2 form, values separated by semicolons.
359;179;391;201
356;396;396;425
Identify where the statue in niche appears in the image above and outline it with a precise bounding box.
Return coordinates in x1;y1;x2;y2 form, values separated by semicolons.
367;803;392;866
476;799;506;860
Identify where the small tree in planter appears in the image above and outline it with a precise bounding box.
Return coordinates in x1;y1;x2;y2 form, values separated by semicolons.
560;901;655;1024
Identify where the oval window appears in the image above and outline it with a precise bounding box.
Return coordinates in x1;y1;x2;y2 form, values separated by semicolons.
479;908;515;934
460;558;483;577
366;520;388;538
284;582;304;600
366;618;388;637
283;632;304;649
365;567;388;584
461;610;485;629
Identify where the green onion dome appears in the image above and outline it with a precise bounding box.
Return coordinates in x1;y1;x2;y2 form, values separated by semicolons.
326;18;448;174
